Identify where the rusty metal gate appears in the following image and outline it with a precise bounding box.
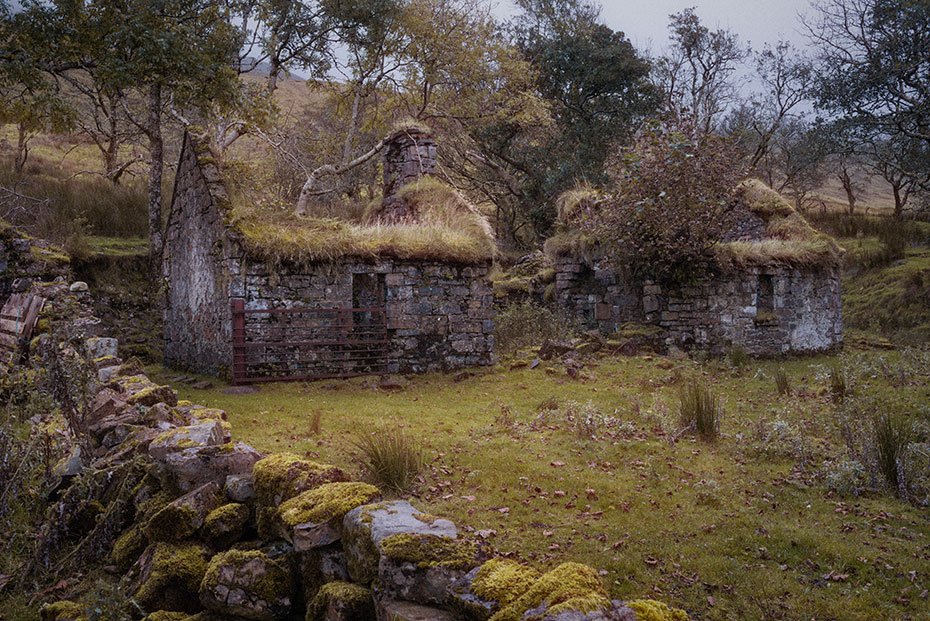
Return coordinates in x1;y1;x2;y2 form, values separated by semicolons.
231;300;389;384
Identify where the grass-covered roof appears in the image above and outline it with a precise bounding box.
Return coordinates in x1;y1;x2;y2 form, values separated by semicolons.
545;179;842;271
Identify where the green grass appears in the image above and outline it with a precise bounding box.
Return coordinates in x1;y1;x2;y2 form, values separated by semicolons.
86;236;149;257
151;347;930;620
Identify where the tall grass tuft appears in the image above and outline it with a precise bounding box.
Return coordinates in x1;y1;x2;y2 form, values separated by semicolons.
773;368;791;396
872;413;913;491
679;379;721;441
829;365;846;403
728;345;749;369
352;425;423;495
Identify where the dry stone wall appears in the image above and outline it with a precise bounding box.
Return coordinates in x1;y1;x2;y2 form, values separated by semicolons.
554;256;842;356
31;278;686;621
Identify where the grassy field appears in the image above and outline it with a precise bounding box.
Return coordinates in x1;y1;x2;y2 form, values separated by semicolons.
152;344;930;620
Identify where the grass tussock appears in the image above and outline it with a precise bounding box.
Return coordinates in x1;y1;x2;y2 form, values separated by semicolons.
679;379;721;441
232;178;495;266
351;424;423;495
872;412;913;491
736;178;796;220
773;368;791;396
555;185;599;223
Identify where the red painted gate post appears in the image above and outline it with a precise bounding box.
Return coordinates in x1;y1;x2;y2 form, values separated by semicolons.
231;299;247;384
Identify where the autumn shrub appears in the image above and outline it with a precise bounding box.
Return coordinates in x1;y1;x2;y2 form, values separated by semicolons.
679;379;721;440
352;424;423;495
571;120;747;283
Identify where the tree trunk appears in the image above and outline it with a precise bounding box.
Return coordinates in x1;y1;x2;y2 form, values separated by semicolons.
15;123;29;174
147;84;164;281
839;169;856;215
892;182;904;218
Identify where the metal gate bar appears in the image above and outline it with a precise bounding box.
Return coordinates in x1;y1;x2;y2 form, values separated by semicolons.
231;300;389;384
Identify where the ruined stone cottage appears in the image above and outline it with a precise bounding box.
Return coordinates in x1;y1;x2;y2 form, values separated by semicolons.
164;129;494;381
546;180;843;356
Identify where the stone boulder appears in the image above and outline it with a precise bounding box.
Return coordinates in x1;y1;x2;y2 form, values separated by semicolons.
148;422;230;461
86;336;118;360
449;558;541;620
306;581;374;621
199;549;292;621
539;340;574;360
146;481;221;543
225;474;257;503
202;503;250;549
274;482;381;551
343;501;457;585
374;598;457;621
160;442;262;492
252;453;349;507
132;542;211;613
376;533;484;607
111;374;178;407
296;544;351;604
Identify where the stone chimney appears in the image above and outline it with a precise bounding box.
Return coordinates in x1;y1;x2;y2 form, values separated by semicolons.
379;127;437;222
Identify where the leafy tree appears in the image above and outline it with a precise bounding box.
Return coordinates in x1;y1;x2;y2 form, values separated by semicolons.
656;8;749;134
459;0;657;244
573;120;747;283
805;0;930;193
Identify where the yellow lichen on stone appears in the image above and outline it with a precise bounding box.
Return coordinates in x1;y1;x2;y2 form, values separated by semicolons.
490;562;610;621
253;453;349;507
144;612;188;621
200;549;290;604
627;599;690;621
470;558;541;606
278;482;381;526
146;502;199;542
306;581;373;621
40;600;84;621
378;533;478;570
111;524;147;571
134;543;210;607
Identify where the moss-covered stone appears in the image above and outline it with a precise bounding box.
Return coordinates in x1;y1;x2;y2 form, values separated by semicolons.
203;503;250;548
144;612;188;621
470;559;541;606
278;482;381;528
489;562;610;621
305;581;373;621
146;503;199;542
111;524;148;572
199;549;292;620
627;600;690;621
379;533;478;570
134;543;211;613
40;600;83;621
252;453;349;507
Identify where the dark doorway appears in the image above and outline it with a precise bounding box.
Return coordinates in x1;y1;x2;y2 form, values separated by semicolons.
757;274;774;314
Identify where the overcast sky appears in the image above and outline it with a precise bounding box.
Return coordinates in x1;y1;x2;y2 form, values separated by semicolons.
496;0;815;56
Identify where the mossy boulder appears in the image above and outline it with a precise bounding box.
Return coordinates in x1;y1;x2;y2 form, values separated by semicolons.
373;597;458;621
343;500;458;585
40;601;84;621
627;600;689;621
295;544;351;604
149;422;229;461
305;581;374;621
275;482;381;550
252;453;349;507
199;549;292;621
489;563;611;621
203;502;250;548
133;542;211;613
111;524;148;572
160;441;261;492
450;558;541;620
112;374;178;407
144;613;188;621
146;481;222;542
377;533;484;607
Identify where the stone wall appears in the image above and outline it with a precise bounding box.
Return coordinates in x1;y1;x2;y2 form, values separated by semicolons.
0;224;71;295
238;259;494;374
379;128;437;222
31;278;685;621
163;133;236;375
553;256;842;356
